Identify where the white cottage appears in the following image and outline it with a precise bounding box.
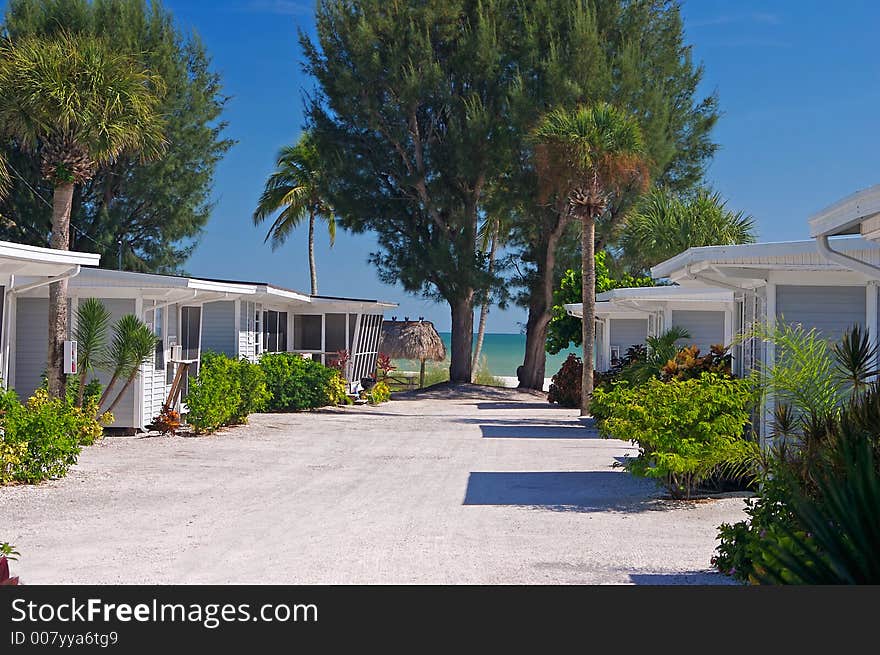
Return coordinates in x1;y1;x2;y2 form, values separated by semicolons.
565;286;735;372
10;268;394;432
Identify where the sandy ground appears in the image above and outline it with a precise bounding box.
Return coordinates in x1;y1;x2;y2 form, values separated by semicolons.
1;385;746;584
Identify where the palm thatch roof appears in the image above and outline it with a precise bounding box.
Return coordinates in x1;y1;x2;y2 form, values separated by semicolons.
379;319;446;362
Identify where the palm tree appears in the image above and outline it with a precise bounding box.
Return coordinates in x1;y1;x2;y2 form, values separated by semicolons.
531;103;648;415
620;187;756;271
98;314;157;416
253;132;336;295
471;213;509;378
0;32;166;398
73;298;112;408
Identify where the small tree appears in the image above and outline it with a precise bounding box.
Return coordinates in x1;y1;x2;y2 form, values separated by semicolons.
73;298;112;407
98;314;157;415
531;103;649;415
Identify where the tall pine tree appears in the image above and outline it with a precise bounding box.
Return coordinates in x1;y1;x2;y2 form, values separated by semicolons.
301;0;516;382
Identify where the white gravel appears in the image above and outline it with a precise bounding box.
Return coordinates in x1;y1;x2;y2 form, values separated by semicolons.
1;385;746;584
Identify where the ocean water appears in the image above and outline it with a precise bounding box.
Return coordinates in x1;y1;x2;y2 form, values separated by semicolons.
392;332;581;377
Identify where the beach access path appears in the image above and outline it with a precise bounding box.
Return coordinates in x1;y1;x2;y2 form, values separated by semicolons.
2;385;746;584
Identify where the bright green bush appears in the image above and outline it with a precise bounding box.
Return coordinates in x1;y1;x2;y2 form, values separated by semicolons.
259;353;349;411
185;352;269;433
0;388;111;484
234;357;271;423
364;380;391;405
592;373;757;498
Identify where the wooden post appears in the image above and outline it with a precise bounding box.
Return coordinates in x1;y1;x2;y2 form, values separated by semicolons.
419;358;426;389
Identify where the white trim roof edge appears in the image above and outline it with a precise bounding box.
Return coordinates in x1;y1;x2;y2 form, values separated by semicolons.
650;237;880;278
0;240;101;267
808;184;880;237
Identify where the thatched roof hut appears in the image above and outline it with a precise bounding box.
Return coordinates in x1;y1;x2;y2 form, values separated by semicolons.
379;319;446;387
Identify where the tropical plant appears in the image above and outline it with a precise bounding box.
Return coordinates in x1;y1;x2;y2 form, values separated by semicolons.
530;102;649;415
98;314;157;415
0;31;166;397
472;213;509;378
253;132;336;295
755;434;880;585
1;0;232;273
660;344;733;382
73;298;112;407
742;320;840;421
152;404;181;436
618;326;691;386
592;373;757;498
620;187;756;272
376;353;396;381
832;324;879;399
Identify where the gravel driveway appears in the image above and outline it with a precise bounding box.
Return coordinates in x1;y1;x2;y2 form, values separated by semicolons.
1;385;746;584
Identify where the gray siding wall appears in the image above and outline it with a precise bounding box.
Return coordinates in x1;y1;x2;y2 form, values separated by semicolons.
777;285;865;342
672;310;725;353
200;301;236;357
13;297;49;399
608;318;648;351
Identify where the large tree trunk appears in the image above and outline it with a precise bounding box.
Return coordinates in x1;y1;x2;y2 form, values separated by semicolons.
581;215;596;416
471;228;498;379
308;211;318;295
47;182;74;399
518;211;568;391
449;293;474;383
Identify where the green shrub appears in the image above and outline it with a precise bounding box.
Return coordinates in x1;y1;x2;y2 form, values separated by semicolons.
364;380;391;405
0;388;110;484
183;353;270;433
259;353;349;411
234;357;270;423
592;373;757;498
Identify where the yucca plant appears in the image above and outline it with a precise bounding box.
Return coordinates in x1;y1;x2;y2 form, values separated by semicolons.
73;298;112;408
832;324;879;400
98;314;157;415
756;432;880;584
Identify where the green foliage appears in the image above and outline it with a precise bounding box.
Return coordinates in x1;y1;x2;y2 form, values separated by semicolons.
364;381;391;405
546;251;655;354
618;326;691;386
0;30;166;174
185;353;269;433
592;373;757;498
99;313;157;414
713;325;880;583
0;542;18;561
0;0;233;272
73;298;111;406
743;320;841;420
547;353;582;408
0;388;112;484
620;187;755;272
259;353;349;412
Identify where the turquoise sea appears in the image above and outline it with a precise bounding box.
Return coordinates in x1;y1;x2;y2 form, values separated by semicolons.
392;332;581;377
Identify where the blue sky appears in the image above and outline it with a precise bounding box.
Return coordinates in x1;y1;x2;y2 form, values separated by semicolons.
16;1;880;332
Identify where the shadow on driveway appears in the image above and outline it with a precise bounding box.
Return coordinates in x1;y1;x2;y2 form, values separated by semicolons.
463;471;659;513
478;424;598;439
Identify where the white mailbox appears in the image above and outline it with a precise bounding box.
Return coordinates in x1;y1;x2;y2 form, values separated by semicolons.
63;340;78;375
